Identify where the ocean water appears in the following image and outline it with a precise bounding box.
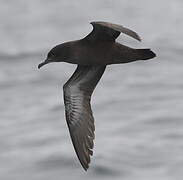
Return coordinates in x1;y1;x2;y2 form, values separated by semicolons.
0;0;183;179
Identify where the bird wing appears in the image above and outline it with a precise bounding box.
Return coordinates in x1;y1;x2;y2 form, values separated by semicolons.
63;65;106;170
84;21;141;42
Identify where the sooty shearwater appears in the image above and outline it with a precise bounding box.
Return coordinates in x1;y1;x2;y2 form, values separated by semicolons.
38;21;156;171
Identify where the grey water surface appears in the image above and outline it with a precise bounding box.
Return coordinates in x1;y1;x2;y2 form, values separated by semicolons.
0;0;183;180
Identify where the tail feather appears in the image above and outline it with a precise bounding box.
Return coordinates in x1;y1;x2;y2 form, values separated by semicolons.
136;49;156;60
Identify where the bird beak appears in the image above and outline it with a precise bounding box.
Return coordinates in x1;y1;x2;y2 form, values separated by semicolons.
38;59;51;69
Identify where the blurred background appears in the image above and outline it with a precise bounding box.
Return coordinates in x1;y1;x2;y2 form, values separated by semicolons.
0;0;183;179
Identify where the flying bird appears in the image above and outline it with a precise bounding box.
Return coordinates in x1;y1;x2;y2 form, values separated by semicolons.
38;21;156;171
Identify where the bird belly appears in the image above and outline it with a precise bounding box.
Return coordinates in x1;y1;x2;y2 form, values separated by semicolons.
68;41;139;65
71;43;115;65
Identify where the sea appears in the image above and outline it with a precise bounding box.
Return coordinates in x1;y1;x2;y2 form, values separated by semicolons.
0;0;183;179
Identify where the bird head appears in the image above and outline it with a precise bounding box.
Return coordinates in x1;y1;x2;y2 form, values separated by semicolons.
38;43;70;69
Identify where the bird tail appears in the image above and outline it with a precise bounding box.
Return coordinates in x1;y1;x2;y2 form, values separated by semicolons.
135;49;156;60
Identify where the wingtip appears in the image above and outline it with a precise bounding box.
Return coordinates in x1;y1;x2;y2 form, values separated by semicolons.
81;162;89;171
134;33;142;42
90;21;142;42
83;166;89;171
137;36;142;42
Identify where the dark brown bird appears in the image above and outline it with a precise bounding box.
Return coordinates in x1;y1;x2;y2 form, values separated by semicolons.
38;21;156;171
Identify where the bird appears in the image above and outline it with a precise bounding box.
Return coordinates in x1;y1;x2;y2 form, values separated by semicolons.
38;21;156;171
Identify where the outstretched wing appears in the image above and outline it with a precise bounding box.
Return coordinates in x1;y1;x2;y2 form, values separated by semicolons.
63;65;106;170
84;21;141;42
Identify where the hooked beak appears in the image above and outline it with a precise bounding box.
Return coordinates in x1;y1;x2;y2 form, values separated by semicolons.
38;59;51;69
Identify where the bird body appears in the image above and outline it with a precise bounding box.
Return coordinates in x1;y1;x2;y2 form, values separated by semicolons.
38;21;156;170
48;39;155;66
